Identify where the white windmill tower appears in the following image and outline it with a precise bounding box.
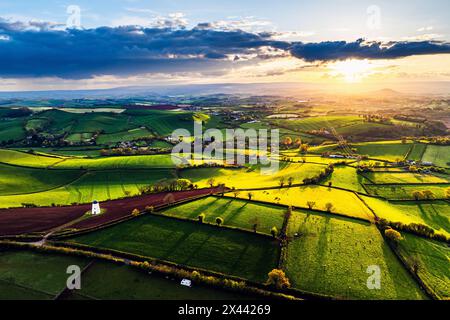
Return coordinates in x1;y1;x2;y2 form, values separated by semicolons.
91;200;101;215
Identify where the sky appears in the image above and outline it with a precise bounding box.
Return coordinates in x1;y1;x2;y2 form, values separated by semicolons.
0;0;449;92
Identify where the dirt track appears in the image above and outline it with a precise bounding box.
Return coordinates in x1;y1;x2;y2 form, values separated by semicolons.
0;188;218;236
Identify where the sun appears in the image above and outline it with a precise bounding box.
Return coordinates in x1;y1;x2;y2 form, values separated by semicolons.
329;59;375;83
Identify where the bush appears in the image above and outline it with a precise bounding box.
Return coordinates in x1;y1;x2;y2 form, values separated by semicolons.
266;269;291;289
324;202;334;212
385;228;402;243
216;217;224;226
198;213;205;223
307;201;316;209
270;226;278;238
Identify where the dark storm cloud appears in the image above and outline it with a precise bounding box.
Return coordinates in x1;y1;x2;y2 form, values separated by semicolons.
290;38;450;62
0;19;450;79
0;20;288;79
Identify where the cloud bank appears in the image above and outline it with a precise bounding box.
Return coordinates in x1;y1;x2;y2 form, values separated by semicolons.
0;18;450;79
290;38;450;62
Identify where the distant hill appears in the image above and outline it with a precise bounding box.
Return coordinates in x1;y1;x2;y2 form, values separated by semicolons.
368;88;404;97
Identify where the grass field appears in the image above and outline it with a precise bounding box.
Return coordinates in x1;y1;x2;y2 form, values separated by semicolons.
270;116;362;132
322;166;368;193
362;197;450;237
68;214;279;282
336;122;392;136
0;169;175;208
0;164;82;195
421;145;450;168
397;233;450;299
0;149;65;168
407;144;428;161
162;196;285;235
309;140;413;162
65;132;94;143
67;260;249;300
0;119;27;142
284;211;427;299
148;140;173;148
364;184;450;200
363;172;449;184
96;127;154;145
0;250;89;299
53;154;177;169
351;141;412;161
230;185;374;221
180;162;326;189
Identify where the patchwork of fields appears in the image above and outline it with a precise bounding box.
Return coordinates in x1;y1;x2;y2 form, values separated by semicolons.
0;108;448;301
67;214;280;283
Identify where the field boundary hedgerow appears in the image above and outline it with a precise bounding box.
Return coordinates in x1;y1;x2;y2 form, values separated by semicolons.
218;194;373;224
53;259;95;300
0;240;336;300
376;225;438;300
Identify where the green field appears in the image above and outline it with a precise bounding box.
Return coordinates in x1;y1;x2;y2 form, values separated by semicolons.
0;119;27;142
0;250;89;299
67;260;249;300
53;154;176;169
397;234;450;299
363;172;449;184
322;166;368;193
0;164;82;195
421;145;450;168
0;169;175;208
284;211;426;299
364;184;450;200
180;162;326;189
148;140;173;148
407;144;428;161
65;132;94;143
0;149;66;168
96;127;154;145
270;116;362;132
230;186;374;221
162;196;285;235
68;214;279;282
362;197;450;237
351;141;412;161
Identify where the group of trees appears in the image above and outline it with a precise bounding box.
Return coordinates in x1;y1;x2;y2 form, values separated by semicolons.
361;114;392;124
408;164;446;174
138;179;196;195
411;190;436;200
281;136;309;152
306;200;334;212
378;218;449;243
278;176;295;188
302;164;334;185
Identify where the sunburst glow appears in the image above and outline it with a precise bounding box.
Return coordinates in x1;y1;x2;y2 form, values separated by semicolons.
329;59;375;83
